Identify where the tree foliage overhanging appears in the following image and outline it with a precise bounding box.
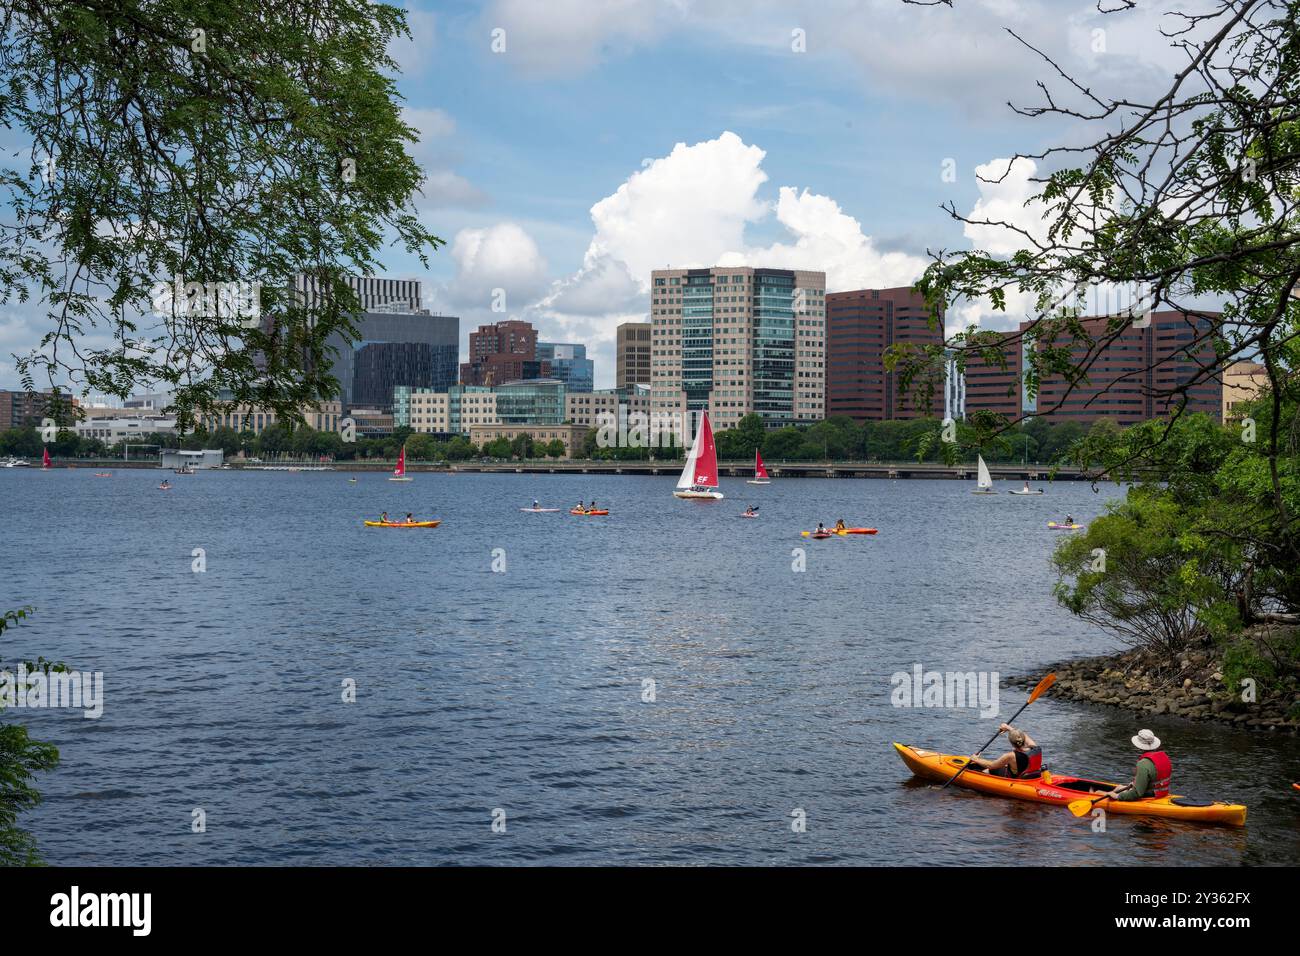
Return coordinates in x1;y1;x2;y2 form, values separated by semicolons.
0;0;442;424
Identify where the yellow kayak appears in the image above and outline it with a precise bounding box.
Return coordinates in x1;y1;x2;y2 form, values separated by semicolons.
895;743;1246;826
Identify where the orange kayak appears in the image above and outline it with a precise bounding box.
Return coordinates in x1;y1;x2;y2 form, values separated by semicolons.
894;743;1246;826
570;509;608;515
363;520;441;528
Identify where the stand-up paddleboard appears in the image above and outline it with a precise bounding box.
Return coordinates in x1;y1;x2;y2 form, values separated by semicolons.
521;507;561;512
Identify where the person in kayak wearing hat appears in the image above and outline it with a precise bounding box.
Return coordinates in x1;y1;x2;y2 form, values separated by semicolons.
966;723;1042;778
1107;729;1172;801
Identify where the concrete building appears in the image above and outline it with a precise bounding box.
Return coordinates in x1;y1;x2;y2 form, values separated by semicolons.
616;322;652;389
825;287;945;421
193;399;343;436
650;266;826;431
1222;360;1269;424
537;342;594;393
961;310;1222;425
404;385;498;436
565;387;652;428
294;274;423;313
75;415;178;442
161;449;224;470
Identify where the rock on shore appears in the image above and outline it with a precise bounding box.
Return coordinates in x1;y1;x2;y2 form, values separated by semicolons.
1012;629;1300;735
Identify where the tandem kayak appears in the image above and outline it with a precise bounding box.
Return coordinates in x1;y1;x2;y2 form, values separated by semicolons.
363;520;441;528
893;743;1246;826
570;509;609;515
800;528;878;536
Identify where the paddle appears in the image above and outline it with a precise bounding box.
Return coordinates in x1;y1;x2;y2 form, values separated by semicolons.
1068;792;1113;817
939;673;1056;789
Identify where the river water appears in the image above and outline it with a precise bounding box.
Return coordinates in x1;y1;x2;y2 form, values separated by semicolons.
2;468;1297;865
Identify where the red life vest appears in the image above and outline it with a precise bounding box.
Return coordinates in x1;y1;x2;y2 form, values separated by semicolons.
1138;751;1172;798
1015;746;1043;778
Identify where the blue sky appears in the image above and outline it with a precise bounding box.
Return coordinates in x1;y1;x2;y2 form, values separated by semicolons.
1;0;1190;391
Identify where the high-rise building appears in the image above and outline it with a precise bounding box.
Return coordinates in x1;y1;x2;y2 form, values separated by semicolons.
650;266;826;430
616;322;652;389
825;287;945;421
0;389;77;430
961;310;1222;425
537;342;594;393
325;309;459;411
460;320;550;386
294;274;423;313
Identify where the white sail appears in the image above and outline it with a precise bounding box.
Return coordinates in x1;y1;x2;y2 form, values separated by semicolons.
976;455;993;490
676;416;702;489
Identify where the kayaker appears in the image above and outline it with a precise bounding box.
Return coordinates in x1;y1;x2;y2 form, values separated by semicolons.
744;505;756;517
1106;729;1172;801
967;724;1041;778
1065;514;1075;526
576;500;584;512
589;501;597;512
816;522;827;534
405;512;414;524
834;518;846;532
380;511;390;524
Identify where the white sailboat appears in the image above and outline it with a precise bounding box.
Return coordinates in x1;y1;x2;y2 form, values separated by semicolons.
972;454;998;494
673;411;724;500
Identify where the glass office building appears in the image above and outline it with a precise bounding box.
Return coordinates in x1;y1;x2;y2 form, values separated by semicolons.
536;342;594;393
494;379;566;425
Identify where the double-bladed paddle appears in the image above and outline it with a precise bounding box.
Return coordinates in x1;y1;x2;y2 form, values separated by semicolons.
1068;792;1114;817
939;672;1056;789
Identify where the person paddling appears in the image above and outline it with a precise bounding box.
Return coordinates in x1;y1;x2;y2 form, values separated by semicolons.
966;723;1041;778
405;512;414;524
834;518;847;532
815;522;827;534
1105;729;1172;802
380;511;390;524
1065;513;1075;526
744;505;757;517
576;500;584;512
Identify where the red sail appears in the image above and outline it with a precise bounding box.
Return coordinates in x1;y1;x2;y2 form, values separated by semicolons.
394;445;406;477
42;446;51;468
693;413;718;488
754;449;769;479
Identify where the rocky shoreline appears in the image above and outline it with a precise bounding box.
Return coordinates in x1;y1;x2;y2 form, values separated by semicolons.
1013;629;1300;735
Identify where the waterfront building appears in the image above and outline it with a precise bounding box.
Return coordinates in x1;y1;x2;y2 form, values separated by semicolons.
193;398;343;436
347;408;394;438
160;449;224;470
469;422;589;457
825;287;946;421
616;322;652;389
961;310;1222;425
403;385;498;436
494;379;566;425
460;320;550;386
75;415;178;442
650;266;826;431
565;387;652;429
537;342;594;393
1222;360;1268;424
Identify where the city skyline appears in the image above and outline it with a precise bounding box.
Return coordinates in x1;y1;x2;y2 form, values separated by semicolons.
0;1;1206;393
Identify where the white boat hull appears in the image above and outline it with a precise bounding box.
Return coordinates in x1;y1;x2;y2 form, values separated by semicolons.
388;477;414;482
972;489;998;495
674;490;724;500
1009;490;1044;495
746;479;770;485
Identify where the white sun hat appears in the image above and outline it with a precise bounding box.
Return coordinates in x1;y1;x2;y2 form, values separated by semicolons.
1131;729;1162;750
